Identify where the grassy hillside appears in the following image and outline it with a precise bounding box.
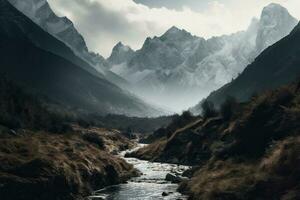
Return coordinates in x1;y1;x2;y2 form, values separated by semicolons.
129;80;300;199
0;77;140;200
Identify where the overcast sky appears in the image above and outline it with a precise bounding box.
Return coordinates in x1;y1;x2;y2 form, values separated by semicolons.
48;0;300;57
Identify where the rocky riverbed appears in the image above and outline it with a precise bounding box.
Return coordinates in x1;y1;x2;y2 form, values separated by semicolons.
89;144;190;200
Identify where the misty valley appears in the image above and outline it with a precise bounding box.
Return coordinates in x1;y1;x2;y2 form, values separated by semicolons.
0;0;299;200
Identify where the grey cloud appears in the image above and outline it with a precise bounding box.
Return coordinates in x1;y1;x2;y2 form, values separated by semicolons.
49;0;161;57
134;0;211;11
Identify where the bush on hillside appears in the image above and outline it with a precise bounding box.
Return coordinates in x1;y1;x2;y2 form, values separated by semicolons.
220;96;237;120
201;100;217;119
0;77;71;133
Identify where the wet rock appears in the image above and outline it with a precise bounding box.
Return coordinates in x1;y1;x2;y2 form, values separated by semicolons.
165;173;188;183
162;192;169;196
182;166;200;178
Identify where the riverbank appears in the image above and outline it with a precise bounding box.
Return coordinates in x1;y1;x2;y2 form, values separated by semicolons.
89;144;190;200
0;128;139;200
128;81;300;199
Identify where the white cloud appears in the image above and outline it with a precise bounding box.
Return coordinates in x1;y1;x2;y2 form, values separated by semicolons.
48;0;299;57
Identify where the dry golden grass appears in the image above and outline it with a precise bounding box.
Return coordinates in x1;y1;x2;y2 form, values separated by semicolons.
179;136;300;200
0;131;138;200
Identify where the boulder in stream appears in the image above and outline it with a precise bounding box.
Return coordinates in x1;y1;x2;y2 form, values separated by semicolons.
165;173;188;183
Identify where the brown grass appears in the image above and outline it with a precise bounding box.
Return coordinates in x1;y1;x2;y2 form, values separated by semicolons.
0;131;138;200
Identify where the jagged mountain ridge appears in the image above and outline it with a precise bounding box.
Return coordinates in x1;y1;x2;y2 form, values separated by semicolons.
7;0;129;88
192;21;300;113
108;3;298;112
108;42;135;65
8;0;105;68
0;0;163;117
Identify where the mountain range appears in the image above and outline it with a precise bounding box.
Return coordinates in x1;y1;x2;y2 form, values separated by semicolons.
107;3;298;112
7;0;129;88
192;21;300;113
127;20;300;199
5;0;299;115
0;0;162;117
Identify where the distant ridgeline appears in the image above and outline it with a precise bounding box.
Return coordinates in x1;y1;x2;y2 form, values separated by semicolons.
192;21;300;114
0;0;163;117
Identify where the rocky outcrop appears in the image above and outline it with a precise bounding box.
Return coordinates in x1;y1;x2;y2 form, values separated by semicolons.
165;173;188;183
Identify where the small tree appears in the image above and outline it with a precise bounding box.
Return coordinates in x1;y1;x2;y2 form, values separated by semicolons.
201;100;217;119
220;96;237;120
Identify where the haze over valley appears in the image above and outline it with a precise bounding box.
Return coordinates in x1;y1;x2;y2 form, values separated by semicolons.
1;1;300;200
9;0;299;112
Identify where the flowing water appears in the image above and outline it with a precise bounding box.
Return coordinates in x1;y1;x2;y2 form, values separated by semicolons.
89;144;190;200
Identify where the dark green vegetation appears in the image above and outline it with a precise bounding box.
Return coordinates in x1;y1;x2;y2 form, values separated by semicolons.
0;77;70;133
129;80;300;199
193;22;300;112
77;114;173;134
0;0;161;117
140;111;197;143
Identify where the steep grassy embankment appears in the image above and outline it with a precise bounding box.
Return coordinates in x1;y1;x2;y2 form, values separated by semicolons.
129;80;300;199
0;130;138;200
0;77;139;200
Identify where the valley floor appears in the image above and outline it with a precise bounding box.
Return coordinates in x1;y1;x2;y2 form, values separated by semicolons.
90;144;189;200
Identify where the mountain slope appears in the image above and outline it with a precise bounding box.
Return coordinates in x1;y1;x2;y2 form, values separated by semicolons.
199;22;300;110
109;4;298;112
7;0;129;88
108;42;135;65
130;79;300;200
0;0;162;117
8;0;106;69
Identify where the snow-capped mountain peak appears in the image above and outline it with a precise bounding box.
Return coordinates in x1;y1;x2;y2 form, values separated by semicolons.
256;3;298;52
161;26;195;42
114;42;133;53
7;0;131;89
108;42;134;65
164;26;184;35
108;4;298;112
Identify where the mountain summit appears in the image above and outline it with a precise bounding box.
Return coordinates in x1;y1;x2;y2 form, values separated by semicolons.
0;0;163;117
108;42;135;65
108;3;298;112
7;0;130;88
256;3;298;52
8;0;107;69
192;17;300;113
